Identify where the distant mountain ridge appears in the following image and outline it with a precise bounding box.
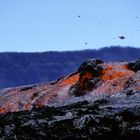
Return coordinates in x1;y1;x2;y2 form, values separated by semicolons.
0;46;140;88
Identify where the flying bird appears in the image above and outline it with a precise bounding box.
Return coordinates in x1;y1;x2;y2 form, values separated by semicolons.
85;42;88;45
119;36;125;40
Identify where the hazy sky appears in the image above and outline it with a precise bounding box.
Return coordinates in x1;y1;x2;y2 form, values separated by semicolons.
0;0;140;52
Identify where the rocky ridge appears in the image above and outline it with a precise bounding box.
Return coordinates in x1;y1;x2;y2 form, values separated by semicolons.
0;58;140;139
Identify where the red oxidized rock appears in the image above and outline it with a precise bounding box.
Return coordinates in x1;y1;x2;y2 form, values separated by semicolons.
0;59;139;114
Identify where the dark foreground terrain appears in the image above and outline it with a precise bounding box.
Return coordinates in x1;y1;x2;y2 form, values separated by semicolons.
0;92;140;140
0;58;140;139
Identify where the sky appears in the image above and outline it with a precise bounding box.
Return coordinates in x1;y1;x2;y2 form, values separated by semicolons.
0;0;140;52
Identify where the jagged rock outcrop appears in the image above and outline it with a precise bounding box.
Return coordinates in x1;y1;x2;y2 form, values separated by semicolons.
127;59;140;72
0;58;140;139
69;59;104;96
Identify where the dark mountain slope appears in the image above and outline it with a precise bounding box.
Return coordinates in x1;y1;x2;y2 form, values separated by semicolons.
0;46;140;88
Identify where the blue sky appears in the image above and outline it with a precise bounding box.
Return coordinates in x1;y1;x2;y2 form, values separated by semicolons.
0;0;140;52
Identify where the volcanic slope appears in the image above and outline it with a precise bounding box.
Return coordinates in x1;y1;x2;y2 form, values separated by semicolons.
0;58;140;114
0;59;140;139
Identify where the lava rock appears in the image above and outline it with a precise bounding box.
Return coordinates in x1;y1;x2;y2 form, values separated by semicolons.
125;71;140;91
127;59;140;72
69;59;104;96
68;77;103;96
78;58;103;76
0;92;140;140
0;59;140;139
87;77;103;89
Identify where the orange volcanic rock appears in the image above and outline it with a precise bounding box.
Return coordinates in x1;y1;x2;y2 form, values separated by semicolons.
0;59;140;114
91;63;134;95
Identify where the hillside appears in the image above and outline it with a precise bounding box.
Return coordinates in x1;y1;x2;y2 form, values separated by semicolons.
0;58;140;139
0;46;140;88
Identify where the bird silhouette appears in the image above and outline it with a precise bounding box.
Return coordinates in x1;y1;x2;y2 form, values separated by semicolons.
119;36;125;39
85;42;88;45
